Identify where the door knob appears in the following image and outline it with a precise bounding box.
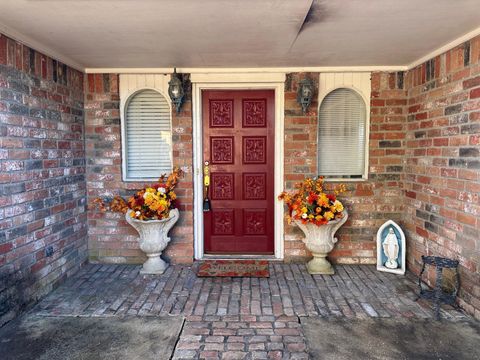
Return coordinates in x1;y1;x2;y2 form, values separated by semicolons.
204;161;210;187
203;160;211;212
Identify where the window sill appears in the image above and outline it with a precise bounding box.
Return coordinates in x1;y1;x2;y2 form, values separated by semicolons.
323;177;368;183
122;177;160;183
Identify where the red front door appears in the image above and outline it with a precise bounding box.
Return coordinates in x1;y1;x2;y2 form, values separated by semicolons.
203;90;275;254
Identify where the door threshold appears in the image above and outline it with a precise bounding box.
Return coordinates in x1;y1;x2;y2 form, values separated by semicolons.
200;254;281;261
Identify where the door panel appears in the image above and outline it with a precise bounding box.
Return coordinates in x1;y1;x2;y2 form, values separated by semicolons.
203;90;274;254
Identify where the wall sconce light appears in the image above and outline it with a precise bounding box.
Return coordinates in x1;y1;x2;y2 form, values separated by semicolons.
168;68;185;113
297;77;314;114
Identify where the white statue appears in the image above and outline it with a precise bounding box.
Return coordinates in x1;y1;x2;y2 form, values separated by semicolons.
376;220;405;275
382;228;399;269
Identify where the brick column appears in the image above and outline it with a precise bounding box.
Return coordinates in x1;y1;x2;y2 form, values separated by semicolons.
0;34;87;326
403;36;480;319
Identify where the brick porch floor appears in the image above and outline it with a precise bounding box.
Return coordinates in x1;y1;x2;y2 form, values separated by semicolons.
33;263;466;359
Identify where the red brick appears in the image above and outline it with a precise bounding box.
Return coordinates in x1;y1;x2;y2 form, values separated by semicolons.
87;74;95;93
417;176;431;184
14;42;22;70
440;168;457;178
408;104;421;113
472;36;480;63
470;112;480;121
0;242;13;253
415;112;428;120
371;99;385;106
6;38;15;67
470;88;480;99
433;138;449;146
469;135;480;145
0;35;7;64
456;212;476;226
463;76;480;90
416;227;429;238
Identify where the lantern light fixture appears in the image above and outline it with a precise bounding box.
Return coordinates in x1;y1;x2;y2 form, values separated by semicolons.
168;68;185;113
297;77;314;114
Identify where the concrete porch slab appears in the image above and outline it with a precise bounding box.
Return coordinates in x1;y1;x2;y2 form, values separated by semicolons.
0;315;184;360
302;317;480;360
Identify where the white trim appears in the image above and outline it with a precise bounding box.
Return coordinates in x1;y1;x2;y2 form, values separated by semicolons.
191;74;285;260
190;72;286;83
317;72;371;181
323;178;368;183
86;66;406;74
0;22;84;71
119;74;173;182
407;26;480;69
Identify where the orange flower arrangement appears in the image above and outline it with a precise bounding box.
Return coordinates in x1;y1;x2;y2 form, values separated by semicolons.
92;168;182;220
278;176;346;226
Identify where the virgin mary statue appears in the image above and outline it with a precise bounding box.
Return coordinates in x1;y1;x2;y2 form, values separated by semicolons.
383;228;399;269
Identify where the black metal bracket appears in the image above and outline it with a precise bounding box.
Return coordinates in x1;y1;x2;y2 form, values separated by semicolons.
416;255;460;320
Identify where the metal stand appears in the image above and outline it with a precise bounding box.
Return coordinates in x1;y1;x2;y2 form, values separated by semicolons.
417;255;459;320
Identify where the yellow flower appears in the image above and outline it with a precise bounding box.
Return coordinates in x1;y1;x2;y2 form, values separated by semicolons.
150;201;160;211
324;211;334;220
334;200;344;212
317;194;329;207
301;207;308;213
145;194;155;204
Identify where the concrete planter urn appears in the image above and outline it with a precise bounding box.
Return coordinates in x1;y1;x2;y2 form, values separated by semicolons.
294;210;348;275
126;209;179;274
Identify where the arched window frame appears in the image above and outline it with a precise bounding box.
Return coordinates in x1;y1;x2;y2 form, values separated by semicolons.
317;73;371;181
120;74;173;182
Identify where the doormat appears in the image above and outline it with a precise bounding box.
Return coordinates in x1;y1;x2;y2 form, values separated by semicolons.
197;260;270;277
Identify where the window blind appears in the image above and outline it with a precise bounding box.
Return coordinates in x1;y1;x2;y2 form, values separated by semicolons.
317;88;366;177
125;90;172;179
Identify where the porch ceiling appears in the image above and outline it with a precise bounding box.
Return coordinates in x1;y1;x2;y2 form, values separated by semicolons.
0;0;479;70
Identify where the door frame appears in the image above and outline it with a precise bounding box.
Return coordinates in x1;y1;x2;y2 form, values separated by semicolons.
191;73;285;260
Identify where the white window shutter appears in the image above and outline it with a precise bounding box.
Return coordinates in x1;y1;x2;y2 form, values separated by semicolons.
317;88;366;178
125;90;172;179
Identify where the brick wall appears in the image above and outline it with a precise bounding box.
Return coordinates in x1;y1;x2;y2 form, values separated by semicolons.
0;34;87;326
85;72;407;266
283;72;406;264
85;74;194;264
403;35;480;319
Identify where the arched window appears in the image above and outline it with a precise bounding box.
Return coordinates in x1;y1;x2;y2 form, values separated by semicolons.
124;89;172;180
317;88;367;178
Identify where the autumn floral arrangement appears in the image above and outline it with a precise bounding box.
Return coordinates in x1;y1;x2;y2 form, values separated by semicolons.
278;176;346;226
92;168;182;221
